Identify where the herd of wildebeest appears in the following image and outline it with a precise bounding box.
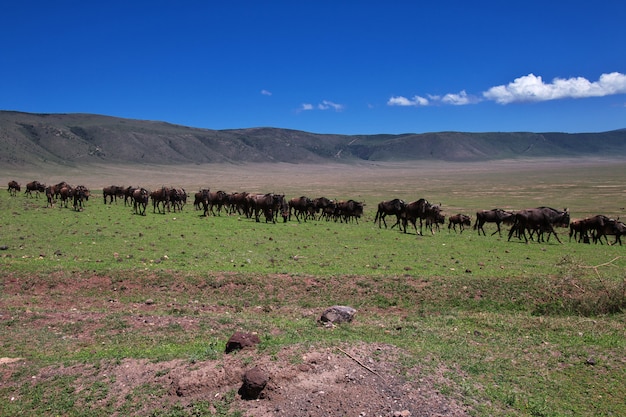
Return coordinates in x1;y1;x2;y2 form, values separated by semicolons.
6;179;626;246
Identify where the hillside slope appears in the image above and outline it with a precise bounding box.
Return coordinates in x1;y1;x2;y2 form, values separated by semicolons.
1;111;625;166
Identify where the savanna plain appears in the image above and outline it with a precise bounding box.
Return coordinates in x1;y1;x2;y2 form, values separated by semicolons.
1;159;625;417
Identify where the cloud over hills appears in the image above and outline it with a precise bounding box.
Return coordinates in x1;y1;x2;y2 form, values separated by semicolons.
388;72;626;107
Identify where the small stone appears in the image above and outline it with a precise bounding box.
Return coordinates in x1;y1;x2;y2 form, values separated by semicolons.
145;299;154;305
239;366;268;400
319;306;356;324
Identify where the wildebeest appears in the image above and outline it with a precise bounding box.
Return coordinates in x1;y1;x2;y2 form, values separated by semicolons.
58;185;74;208
132;188;149;215
25;180;45;198
8;180;21;196
51;181;70;199
288;196;315;222
194;189;209;211
568;215;610;243
150;187;170;214
473;209;515;237
312;197;335;221
168;188;187;212
401;198;440;235
593;217;626;246
374;198;406;229
247;193;282;223
448;213;471;233
507;207;570;244
228;192;251;216
45;186;55;207
206;190;229;215
72;185;90;211
103;185;125;204
334;200;365;224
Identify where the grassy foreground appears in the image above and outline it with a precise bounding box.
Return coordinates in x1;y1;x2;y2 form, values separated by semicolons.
1;160;625;416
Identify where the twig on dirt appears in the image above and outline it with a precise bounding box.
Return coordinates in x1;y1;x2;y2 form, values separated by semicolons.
337;347;386;382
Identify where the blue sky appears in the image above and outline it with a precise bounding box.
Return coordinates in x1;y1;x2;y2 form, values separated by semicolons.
2;1;625;135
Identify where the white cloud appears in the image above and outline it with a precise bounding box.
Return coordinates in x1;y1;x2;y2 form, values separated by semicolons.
318;100;344;111
483;72;626;104
388;72;626;108
441;90;474;105
298;100;345;112
387;95;429;106
261;89;272;96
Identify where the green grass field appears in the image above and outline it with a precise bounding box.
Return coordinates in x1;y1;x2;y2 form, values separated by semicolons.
1;160;625;416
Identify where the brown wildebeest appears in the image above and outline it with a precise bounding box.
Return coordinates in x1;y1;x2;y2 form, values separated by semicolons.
593;217;625;245
248;193;284;223
448;214;471;233
59;185;74;208
25;180;45;198
168;188;187;212
73;185;90;211
312;197;334;221
473;209;515;237
207;190;229;215
8;180;21;196
194;189;210;210
51;181;70;199
150;186;170;214
132;188;149;215
103;185;125;204
374;198;406;229
124;186;138;206
45;186;55;207
569;218;591;242
508;207;570;244
228;192;251;216
336;200;365;224
288;196;314;222
402;198;440;235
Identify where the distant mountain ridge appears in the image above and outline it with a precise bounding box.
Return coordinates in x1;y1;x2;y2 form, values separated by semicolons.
1;111;625;166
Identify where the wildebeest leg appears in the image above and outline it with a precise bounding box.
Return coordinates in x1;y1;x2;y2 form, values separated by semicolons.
491;221;502;237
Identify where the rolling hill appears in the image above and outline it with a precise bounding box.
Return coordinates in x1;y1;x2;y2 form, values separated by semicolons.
1;111;625;167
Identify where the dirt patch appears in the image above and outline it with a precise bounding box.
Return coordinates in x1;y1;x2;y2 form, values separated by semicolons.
2;343;470;417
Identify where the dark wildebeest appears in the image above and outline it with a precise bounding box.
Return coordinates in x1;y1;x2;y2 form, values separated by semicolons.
8;180;21;196
132;188;149;215
194;189;210;211
228;192;251;216
374;198;406;229
73;185;90;211
569;218;591;243
150;187;170;214
206;190;229;215
51;181;70;199
336;200;365;224
103;185;125;204
168;188;187;212
312;197;334;221
288;196;315;222
593;218;626;246
568;215;610;243
402;198;440;235
448;214;471;233
45;186;55;207
124;186;138;206
248;193;282;223
507;207;570;244
473;209;515;237
58;185;74;208
25;181;45;198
